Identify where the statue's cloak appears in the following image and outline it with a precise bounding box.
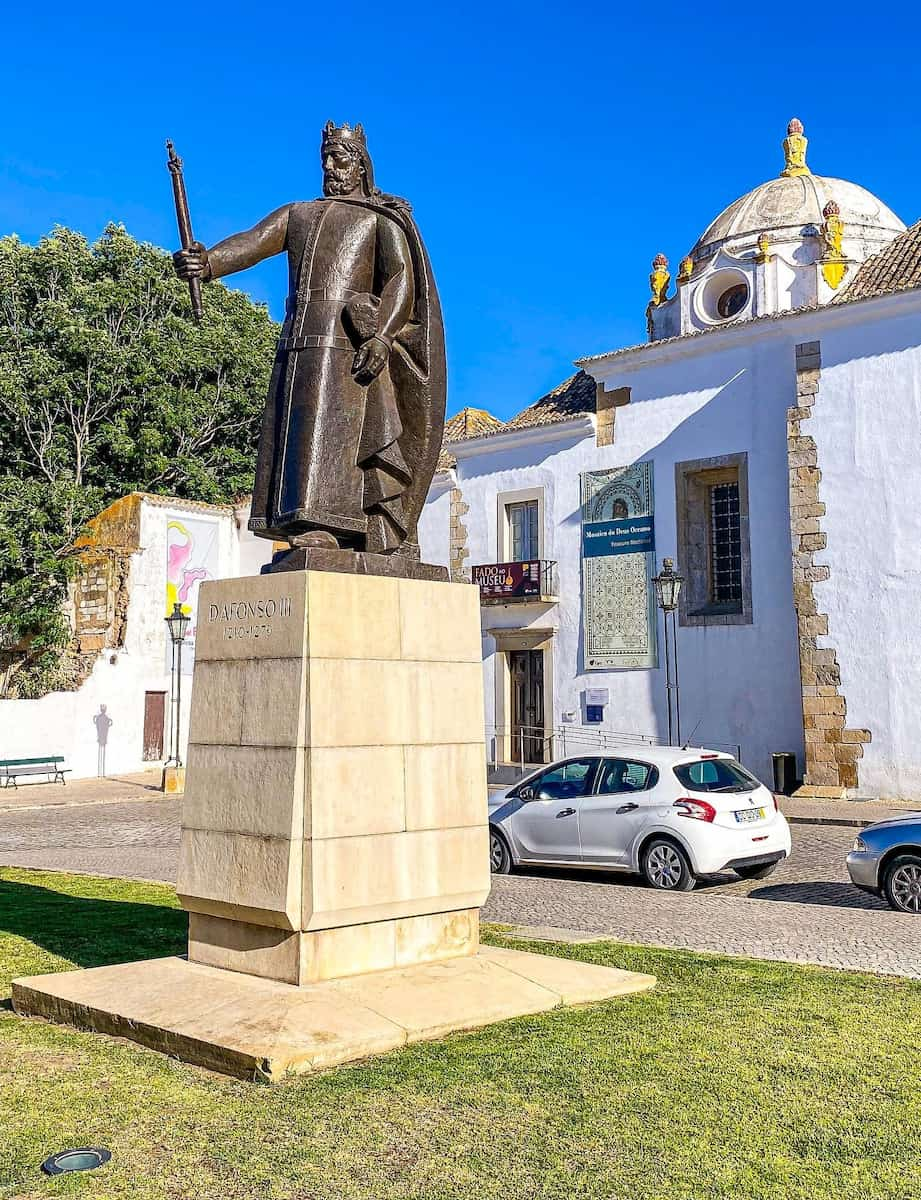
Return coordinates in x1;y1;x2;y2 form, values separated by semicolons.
248;193;446;557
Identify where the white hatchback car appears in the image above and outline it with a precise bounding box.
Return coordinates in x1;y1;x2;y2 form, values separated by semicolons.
488;746;791;890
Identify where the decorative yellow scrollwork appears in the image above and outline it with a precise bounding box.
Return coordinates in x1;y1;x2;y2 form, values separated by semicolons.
677;255;693;284
781;117;810;177
754;232;772;264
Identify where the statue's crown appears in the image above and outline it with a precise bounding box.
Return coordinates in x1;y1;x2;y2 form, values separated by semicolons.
322;120;367;150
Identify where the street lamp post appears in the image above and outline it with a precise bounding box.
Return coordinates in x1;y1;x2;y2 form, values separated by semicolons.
164;602;191;787
652;558;684;746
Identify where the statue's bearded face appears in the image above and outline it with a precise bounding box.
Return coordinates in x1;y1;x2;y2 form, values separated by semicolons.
323;144;364;196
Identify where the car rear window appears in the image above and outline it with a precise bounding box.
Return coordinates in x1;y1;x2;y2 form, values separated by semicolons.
673;758;761;794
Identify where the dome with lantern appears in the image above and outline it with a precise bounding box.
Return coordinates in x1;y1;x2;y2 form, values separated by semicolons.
646;119;906;342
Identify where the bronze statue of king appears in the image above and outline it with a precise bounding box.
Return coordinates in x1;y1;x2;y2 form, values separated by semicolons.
173;122;446;575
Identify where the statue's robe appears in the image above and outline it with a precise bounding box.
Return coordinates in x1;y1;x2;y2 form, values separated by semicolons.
209;196;445;555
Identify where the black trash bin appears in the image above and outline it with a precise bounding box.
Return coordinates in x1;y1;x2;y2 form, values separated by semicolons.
772;752;797;796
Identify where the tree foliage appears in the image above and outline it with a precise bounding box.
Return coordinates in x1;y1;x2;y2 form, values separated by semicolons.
0;223;278;695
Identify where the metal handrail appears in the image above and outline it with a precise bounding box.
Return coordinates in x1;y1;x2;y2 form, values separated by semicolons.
486;722;743;776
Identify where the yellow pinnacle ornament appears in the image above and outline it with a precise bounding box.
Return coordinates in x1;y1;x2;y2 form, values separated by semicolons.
649;253;670;305
781;118;810;177
646;253;670;340
820;200;847;289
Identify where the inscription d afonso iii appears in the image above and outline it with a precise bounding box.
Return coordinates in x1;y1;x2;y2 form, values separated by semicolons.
209;595;293;642
581;463;657;671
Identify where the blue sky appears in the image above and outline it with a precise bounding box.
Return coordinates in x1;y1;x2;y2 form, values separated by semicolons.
2;2;918;421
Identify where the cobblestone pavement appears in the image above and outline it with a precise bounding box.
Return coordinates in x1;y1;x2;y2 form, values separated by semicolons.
0;798;180;883
1;801;919;976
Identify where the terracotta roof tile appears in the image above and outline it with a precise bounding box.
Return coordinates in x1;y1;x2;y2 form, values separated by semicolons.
501;370;597;432
435;406;504;470
443;406;504;441
839;219;921;302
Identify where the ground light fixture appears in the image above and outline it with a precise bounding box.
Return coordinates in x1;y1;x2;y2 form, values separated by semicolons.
652;557;685;746
41;1148;111;1176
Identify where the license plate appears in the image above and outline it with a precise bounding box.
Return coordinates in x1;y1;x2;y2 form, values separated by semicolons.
735;807;765;824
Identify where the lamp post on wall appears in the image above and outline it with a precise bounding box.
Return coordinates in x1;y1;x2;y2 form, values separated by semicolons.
653;558;684;746
163;602;191;792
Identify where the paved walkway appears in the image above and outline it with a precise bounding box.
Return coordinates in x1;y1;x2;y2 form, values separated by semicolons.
484;820;921;979
778;793;921;827
0;770;163;811
1;798;919;977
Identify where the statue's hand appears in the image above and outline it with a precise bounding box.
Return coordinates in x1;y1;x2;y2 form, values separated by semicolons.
352;336;389;385
173;241;210;282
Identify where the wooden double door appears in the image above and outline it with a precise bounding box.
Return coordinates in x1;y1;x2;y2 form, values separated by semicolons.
510;649;545;764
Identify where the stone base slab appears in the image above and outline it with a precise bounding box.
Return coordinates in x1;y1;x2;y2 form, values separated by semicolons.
12;948;655;1082
188;908;480;985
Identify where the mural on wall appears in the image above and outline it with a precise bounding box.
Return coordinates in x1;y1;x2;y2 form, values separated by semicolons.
581;463;658;671
164;516;220;673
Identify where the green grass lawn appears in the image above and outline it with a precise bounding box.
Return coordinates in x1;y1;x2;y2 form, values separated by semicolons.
0;867;918;1200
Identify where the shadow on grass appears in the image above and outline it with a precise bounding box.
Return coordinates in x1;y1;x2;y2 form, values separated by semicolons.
0;877;187;970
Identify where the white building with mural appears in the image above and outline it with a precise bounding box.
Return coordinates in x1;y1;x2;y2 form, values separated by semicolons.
421;120;921;801
0;493;272;780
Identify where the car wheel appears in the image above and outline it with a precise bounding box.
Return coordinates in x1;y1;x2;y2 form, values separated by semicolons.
883;854;921;914
489;829;512;875
641;838;696;891
735;862;779;881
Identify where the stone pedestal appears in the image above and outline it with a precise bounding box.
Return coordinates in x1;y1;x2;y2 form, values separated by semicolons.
13;570;656;1079
177;570;489;984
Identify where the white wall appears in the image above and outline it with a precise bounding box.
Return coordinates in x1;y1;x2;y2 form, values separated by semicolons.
430;329;809;785
0;498;273;781
809;294;921;798
418;476;453;573
425;289;921;797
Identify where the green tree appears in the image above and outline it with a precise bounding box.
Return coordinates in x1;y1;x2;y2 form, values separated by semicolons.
0;223;278;696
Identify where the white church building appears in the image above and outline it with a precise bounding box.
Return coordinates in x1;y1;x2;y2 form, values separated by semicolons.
420;119;921;801
3;119;921;800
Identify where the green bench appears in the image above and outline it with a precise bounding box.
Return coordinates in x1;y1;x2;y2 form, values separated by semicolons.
0;756;70;789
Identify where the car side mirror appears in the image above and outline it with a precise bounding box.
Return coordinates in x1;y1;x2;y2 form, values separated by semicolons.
518;786;534;801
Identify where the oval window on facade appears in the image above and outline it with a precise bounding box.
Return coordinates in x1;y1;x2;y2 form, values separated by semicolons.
717;282;749;319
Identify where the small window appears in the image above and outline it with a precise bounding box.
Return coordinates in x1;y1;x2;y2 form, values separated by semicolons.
673;758;760;794
717;283;748;319
709;482;742;605
506;500;539;561
675;454;752;627
528;758;598;800
597;759;658;794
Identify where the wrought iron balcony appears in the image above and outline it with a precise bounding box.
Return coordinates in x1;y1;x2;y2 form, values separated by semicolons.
471;559;558;605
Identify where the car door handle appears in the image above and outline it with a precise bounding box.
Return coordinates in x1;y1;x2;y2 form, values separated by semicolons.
615;802;639;814
556;807;576;818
